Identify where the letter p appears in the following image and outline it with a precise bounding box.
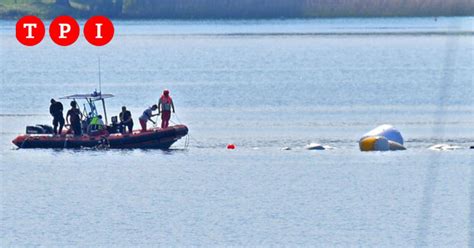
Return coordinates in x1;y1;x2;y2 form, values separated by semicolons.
59;23;71;39
49;16;80;46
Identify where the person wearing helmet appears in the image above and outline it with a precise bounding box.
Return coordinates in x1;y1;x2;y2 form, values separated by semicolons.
158;89;175;128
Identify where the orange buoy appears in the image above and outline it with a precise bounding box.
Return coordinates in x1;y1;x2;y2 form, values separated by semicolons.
227;144;236;149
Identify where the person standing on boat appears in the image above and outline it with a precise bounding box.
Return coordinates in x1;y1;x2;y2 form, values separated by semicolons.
119;106;133;133
139;104;158;132
49;99;65;135
66;101;83;136
158;89;175;128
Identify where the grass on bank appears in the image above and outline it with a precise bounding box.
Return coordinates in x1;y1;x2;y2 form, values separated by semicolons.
1;0;473;19
0;0;89;19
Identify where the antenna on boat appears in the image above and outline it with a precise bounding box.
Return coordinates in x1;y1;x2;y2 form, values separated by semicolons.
98;56;102;93
96;56;109;125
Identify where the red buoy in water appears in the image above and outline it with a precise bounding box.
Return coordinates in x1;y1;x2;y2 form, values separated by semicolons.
227;144;236;149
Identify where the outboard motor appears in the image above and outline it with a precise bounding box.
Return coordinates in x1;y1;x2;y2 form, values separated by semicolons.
37;125;54;134
26;124;54;134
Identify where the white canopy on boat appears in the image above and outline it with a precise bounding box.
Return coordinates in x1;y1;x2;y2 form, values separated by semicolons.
59;91;114;125
59;92;114;101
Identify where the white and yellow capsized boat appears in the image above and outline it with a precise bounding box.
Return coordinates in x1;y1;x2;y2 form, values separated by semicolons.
359;124;406;152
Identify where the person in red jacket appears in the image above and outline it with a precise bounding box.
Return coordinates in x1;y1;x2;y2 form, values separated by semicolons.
158;89;175;128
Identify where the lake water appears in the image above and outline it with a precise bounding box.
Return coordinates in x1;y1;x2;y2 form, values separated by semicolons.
1;17;473;246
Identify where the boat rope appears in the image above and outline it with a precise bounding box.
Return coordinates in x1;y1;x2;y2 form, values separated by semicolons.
63;136;68;148
153;112;201;149
184;134;189;148
173;113;183;124
170;113;204;148
170;119;178;125
153;115;159;128
188;133;204;148
167;119;190;149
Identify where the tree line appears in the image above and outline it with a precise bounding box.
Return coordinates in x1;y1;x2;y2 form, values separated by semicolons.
69;0;474;18
3;0;473;19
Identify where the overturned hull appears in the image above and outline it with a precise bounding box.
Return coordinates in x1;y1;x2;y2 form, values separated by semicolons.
359;124;406;152
12;125;188;149
359;136;406;151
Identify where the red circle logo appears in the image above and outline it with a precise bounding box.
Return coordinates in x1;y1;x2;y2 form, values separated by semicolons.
84;16;114;46
49;16;80;46
16;16;45;46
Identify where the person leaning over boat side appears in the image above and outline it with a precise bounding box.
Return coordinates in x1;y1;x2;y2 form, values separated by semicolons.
119;106;133;133
139;104;158;132
158;89;175;128
66;101;83;136
49;98;65;135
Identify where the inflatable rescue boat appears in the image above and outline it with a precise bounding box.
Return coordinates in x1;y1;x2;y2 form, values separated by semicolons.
12;125;188;149
12;91;188;149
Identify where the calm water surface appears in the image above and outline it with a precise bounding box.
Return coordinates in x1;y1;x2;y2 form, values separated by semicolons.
1;17;473;246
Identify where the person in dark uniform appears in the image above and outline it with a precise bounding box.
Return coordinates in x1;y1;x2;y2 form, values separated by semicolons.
119;106;133;133
66;101;83;136
49;99;65;135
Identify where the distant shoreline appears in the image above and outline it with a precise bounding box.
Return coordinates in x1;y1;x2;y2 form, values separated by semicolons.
1;15;473;21
1;1;473;20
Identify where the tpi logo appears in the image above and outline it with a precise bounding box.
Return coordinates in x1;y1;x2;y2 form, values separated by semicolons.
16;15;114;47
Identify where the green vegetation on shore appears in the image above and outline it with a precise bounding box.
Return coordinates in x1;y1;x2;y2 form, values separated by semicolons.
1;0;473;19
